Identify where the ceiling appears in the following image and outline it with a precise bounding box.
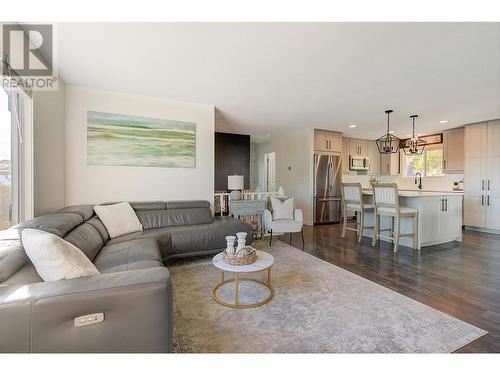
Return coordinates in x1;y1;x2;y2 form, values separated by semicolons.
56;23;500;139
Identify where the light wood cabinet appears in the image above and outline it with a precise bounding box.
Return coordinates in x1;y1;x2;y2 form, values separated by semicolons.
443;127;465;173
367;141;380;175
349;138;368;156
486;120;500;230
380;152;399;175
314;130;342;153
464;120;500;230
341;137;350;174
420;195;462;246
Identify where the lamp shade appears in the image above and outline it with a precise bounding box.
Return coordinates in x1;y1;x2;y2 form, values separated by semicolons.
228;175;244;190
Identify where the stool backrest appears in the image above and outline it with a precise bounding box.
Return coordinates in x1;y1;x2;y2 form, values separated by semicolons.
371;182;399;209
341;183;363;206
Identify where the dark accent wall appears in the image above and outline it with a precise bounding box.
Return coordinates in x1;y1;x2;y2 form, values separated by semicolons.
215;132;250;190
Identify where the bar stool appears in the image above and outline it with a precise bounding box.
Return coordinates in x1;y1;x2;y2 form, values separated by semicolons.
341;183;374;242
371;182;418;252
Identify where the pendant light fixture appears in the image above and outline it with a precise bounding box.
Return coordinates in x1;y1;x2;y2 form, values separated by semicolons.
376;110;401;154
402;115;426;155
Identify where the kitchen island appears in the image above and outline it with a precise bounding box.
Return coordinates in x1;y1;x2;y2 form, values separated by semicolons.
356;190;464;250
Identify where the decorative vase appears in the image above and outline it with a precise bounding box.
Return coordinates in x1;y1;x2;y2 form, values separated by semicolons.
225;236;236;256
236;232;247;257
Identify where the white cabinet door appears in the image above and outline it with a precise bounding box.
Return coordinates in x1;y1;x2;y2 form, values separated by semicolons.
380;152;399;175
443;128;465;173
349;139;368;156
420;196;443;245
442;195;463;240
342;137;350;174
314;131;328;152
464;124;487;227
486;120;500;230
327;132;342;153
367;141;380;175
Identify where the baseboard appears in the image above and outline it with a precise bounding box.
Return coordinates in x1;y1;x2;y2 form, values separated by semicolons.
464;226;500;235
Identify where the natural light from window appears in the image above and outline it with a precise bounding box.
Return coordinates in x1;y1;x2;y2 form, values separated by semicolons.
0;88;12;229
403;146;444;177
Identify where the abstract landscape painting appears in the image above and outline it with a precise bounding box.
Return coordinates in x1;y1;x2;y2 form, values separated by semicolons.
87;111;196;168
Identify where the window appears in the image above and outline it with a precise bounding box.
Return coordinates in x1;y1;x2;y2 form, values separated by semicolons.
0;86;32;230
402;145;444;177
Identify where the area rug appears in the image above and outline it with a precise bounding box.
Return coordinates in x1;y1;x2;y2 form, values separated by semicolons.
169;240;487;353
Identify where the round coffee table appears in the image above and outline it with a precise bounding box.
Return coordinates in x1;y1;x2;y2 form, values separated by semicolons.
211;250;274;309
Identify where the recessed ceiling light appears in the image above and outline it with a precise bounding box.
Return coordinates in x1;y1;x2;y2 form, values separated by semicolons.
348;124;357;128
440;120;449;124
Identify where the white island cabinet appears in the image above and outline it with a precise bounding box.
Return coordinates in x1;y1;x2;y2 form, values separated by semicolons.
358;191;463;250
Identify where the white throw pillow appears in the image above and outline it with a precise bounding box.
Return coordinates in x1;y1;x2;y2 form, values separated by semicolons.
22;229;100;282
94;202;143;239
271;197;294;220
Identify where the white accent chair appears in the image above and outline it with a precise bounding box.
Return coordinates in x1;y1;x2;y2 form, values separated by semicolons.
264;207;304;247
371;182;418;252
341;183;374;242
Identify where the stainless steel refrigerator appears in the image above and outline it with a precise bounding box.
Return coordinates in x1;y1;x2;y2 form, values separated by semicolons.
314;153;342;224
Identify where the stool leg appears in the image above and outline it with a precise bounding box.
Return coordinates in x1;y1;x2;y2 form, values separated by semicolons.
269;230;273;246
394;215;400;253
358;210;364;243
342;211;347;238
412;213;418;250
372;213;378;246
390;217;394;244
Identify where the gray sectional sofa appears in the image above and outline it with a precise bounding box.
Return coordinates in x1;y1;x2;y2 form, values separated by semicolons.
0;200;253;353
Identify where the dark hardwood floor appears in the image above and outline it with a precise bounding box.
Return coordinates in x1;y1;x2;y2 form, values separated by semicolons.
277;224;500;353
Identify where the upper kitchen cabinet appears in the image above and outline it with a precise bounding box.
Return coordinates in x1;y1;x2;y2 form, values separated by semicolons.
380;152;400;175
443;127;465;173
314;129;342;153
349;138;368;156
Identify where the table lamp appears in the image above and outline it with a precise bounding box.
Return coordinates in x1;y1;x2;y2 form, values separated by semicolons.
228;175;244;200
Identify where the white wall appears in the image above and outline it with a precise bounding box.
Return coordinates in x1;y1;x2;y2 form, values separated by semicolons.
33;82;66;215
64;86;215;205
250;139;271;190
271;128;314;225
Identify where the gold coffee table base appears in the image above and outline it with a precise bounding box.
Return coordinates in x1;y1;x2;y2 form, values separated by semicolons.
211;269;274;309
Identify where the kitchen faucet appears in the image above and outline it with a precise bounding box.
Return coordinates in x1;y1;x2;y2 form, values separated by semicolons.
415;172;422;190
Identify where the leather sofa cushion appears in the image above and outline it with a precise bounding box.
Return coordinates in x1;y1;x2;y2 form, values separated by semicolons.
64;223;104;261
12;213;83;238
93;238;162;272
101;201;166;211
98;259;164;273
1;263;43;285
55;205;95;221
87;216;110;243
136;207;214;229
212;216;254;249
166;200;210;209
0;238;27;283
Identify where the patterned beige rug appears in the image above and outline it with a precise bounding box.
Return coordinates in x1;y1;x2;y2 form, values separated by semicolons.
169;240;487;353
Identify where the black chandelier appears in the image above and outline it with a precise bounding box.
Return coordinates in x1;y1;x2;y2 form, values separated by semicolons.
402;115;426;155
376;110;401;154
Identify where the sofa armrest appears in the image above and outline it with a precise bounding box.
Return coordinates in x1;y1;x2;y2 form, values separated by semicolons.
294;208;304;224
0;267;173;353
263;209;273;233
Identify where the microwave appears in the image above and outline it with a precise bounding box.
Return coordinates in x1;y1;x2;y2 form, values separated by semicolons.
349;155;369;170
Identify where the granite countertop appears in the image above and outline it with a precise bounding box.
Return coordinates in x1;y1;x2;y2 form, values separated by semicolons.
362;189;464;197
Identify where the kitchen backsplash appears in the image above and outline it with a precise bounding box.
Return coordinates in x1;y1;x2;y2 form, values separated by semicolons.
342;174;464;191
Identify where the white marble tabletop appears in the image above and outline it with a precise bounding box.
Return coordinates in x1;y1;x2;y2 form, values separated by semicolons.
213;250;274;273
362;189;464;197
